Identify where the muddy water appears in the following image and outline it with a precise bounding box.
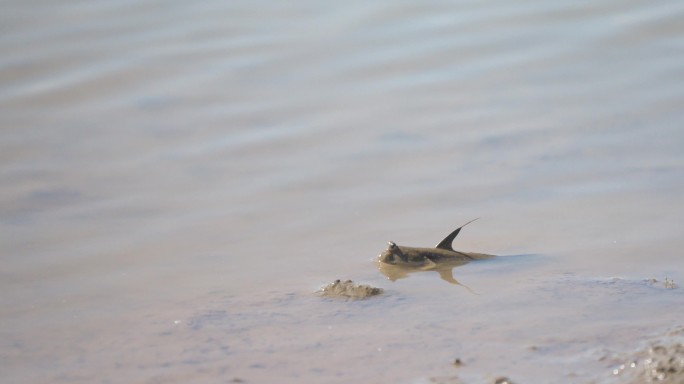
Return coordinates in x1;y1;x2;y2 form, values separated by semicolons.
2;1;684;383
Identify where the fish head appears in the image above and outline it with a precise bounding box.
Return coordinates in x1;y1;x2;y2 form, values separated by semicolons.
378;241;408;264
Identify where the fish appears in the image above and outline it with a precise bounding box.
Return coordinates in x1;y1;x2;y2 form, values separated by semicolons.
377;219;494;286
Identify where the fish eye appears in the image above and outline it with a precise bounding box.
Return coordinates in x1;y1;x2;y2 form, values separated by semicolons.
388;241;396;249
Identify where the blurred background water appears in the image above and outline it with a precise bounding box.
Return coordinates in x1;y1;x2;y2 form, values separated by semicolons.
2;1;684;383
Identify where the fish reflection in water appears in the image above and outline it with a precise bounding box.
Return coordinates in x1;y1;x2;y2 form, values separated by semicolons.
377;257;468;282
376;258;483;294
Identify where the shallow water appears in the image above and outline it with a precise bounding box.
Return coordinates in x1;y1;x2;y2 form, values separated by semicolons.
2;1;684;383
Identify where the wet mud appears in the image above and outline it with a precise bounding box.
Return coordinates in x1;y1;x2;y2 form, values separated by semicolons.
608;327;684;384
317;279;384;300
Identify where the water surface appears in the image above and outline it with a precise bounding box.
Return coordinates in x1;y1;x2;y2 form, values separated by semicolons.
2;1;684;383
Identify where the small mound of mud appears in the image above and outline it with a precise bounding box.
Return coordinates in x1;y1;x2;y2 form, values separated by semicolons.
317;280;383;300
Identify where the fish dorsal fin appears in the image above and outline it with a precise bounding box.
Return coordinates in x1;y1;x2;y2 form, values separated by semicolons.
435;218;479;251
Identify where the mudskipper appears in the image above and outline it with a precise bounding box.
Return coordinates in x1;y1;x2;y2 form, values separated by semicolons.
377;219;494;287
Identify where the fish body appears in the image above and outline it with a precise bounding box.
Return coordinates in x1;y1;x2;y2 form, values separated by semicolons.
378;218;493;267
379;244;492;267
377;219;494;285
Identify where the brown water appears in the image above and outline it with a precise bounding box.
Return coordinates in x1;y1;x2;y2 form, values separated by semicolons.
2;1;684;383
